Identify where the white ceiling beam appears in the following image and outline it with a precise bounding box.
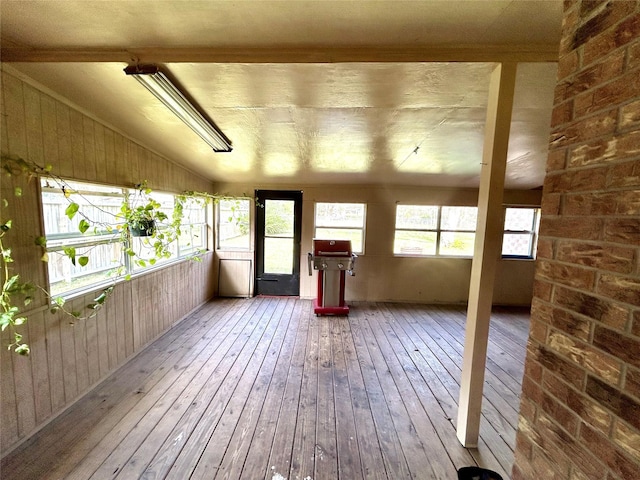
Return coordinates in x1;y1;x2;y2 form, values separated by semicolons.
0;45;559;63
456;62;517;448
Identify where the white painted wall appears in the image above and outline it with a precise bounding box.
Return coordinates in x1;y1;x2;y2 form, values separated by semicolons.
214;183;541;306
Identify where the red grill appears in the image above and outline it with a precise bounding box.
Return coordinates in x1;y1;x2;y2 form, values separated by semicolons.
308;239;357;316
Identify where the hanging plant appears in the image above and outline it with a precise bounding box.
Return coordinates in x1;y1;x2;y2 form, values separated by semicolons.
120;182;164;237
130;218;156;237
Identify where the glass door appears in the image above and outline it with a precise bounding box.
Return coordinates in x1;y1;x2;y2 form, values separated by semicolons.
254;190;303;296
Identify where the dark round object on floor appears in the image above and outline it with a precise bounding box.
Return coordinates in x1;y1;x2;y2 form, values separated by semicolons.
457;466;504;480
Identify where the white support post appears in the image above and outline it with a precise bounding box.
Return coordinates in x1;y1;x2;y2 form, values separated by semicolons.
457;62;517;448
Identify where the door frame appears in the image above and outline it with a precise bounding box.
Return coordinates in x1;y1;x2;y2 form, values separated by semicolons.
254;190;303;296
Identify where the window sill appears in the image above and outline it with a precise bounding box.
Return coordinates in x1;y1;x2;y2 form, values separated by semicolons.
51;251;210;302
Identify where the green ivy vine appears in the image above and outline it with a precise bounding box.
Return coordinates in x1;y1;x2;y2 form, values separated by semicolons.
1;155;251;356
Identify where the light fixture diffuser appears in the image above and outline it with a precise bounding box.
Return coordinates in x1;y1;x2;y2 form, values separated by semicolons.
124;65;232;152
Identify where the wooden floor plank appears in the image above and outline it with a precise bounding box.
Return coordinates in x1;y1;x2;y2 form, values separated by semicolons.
314;316;339;480
164;297;280;478
1;299;530;480
65;299;246;480
358;306;449;479
404;305;519;431
415;305;521;448
289;304;320;480
330;317;365;480
373;303;476;471
104;298;265;480
431;305;525;399
264;299;312;479
338;315;389;480
348;306;413;479
214;298;297;480
385;303;512;479
238;298;305;478
187;297;284;479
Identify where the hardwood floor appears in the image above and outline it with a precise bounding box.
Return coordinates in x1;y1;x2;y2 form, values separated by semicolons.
0;298;529;480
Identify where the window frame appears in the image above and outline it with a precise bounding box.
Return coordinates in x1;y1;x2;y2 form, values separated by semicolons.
129;190;180;273
393;204;478;257
394;204;540;259
437;206;478;257
216;197;252;251
41;179;127;298
393;204;439;256
313;202;367;255
176;195;208;257
501;206;540;260
40;177;210;299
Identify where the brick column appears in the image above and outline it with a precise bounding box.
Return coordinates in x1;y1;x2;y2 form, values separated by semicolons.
512;2;640;479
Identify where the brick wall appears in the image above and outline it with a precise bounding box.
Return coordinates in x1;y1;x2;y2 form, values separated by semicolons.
512;1;640;479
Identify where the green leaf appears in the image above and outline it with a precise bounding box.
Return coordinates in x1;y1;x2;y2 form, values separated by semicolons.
35;236;47;247
63;247;76;265
65;202;79;220
2;198;8;208
15;343;30;356
94;293;107;305
14;187;22;197
78;256;89;267
1;220;12;231
4;275;19;292
50;306;59;314
78;219;90;234
54;297;65;307
41;252;49;262
14;317;26;326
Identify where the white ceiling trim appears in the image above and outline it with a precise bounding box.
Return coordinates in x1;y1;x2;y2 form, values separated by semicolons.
1;44;559;64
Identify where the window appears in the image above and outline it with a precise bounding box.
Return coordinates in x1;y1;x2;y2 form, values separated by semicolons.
394;205;477;257
178;196;208;255
41;179;124;297
502;207;540;258
264;199;295;274
394;204;540;258
130;191;178;272
394;205;438;255
217;198;251;250
41;178;209;298
439;206;477;256
314;202;366;254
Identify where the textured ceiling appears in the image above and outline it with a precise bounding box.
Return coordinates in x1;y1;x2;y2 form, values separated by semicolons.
0;0;563;189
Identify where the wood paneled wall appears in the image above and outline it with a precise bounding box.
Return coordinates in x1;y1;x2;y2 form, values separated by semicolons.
1;69;217;455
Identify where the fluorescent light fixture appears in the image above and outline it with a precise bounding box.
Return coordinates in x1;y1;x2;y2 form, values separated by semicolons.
124;65;232;152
